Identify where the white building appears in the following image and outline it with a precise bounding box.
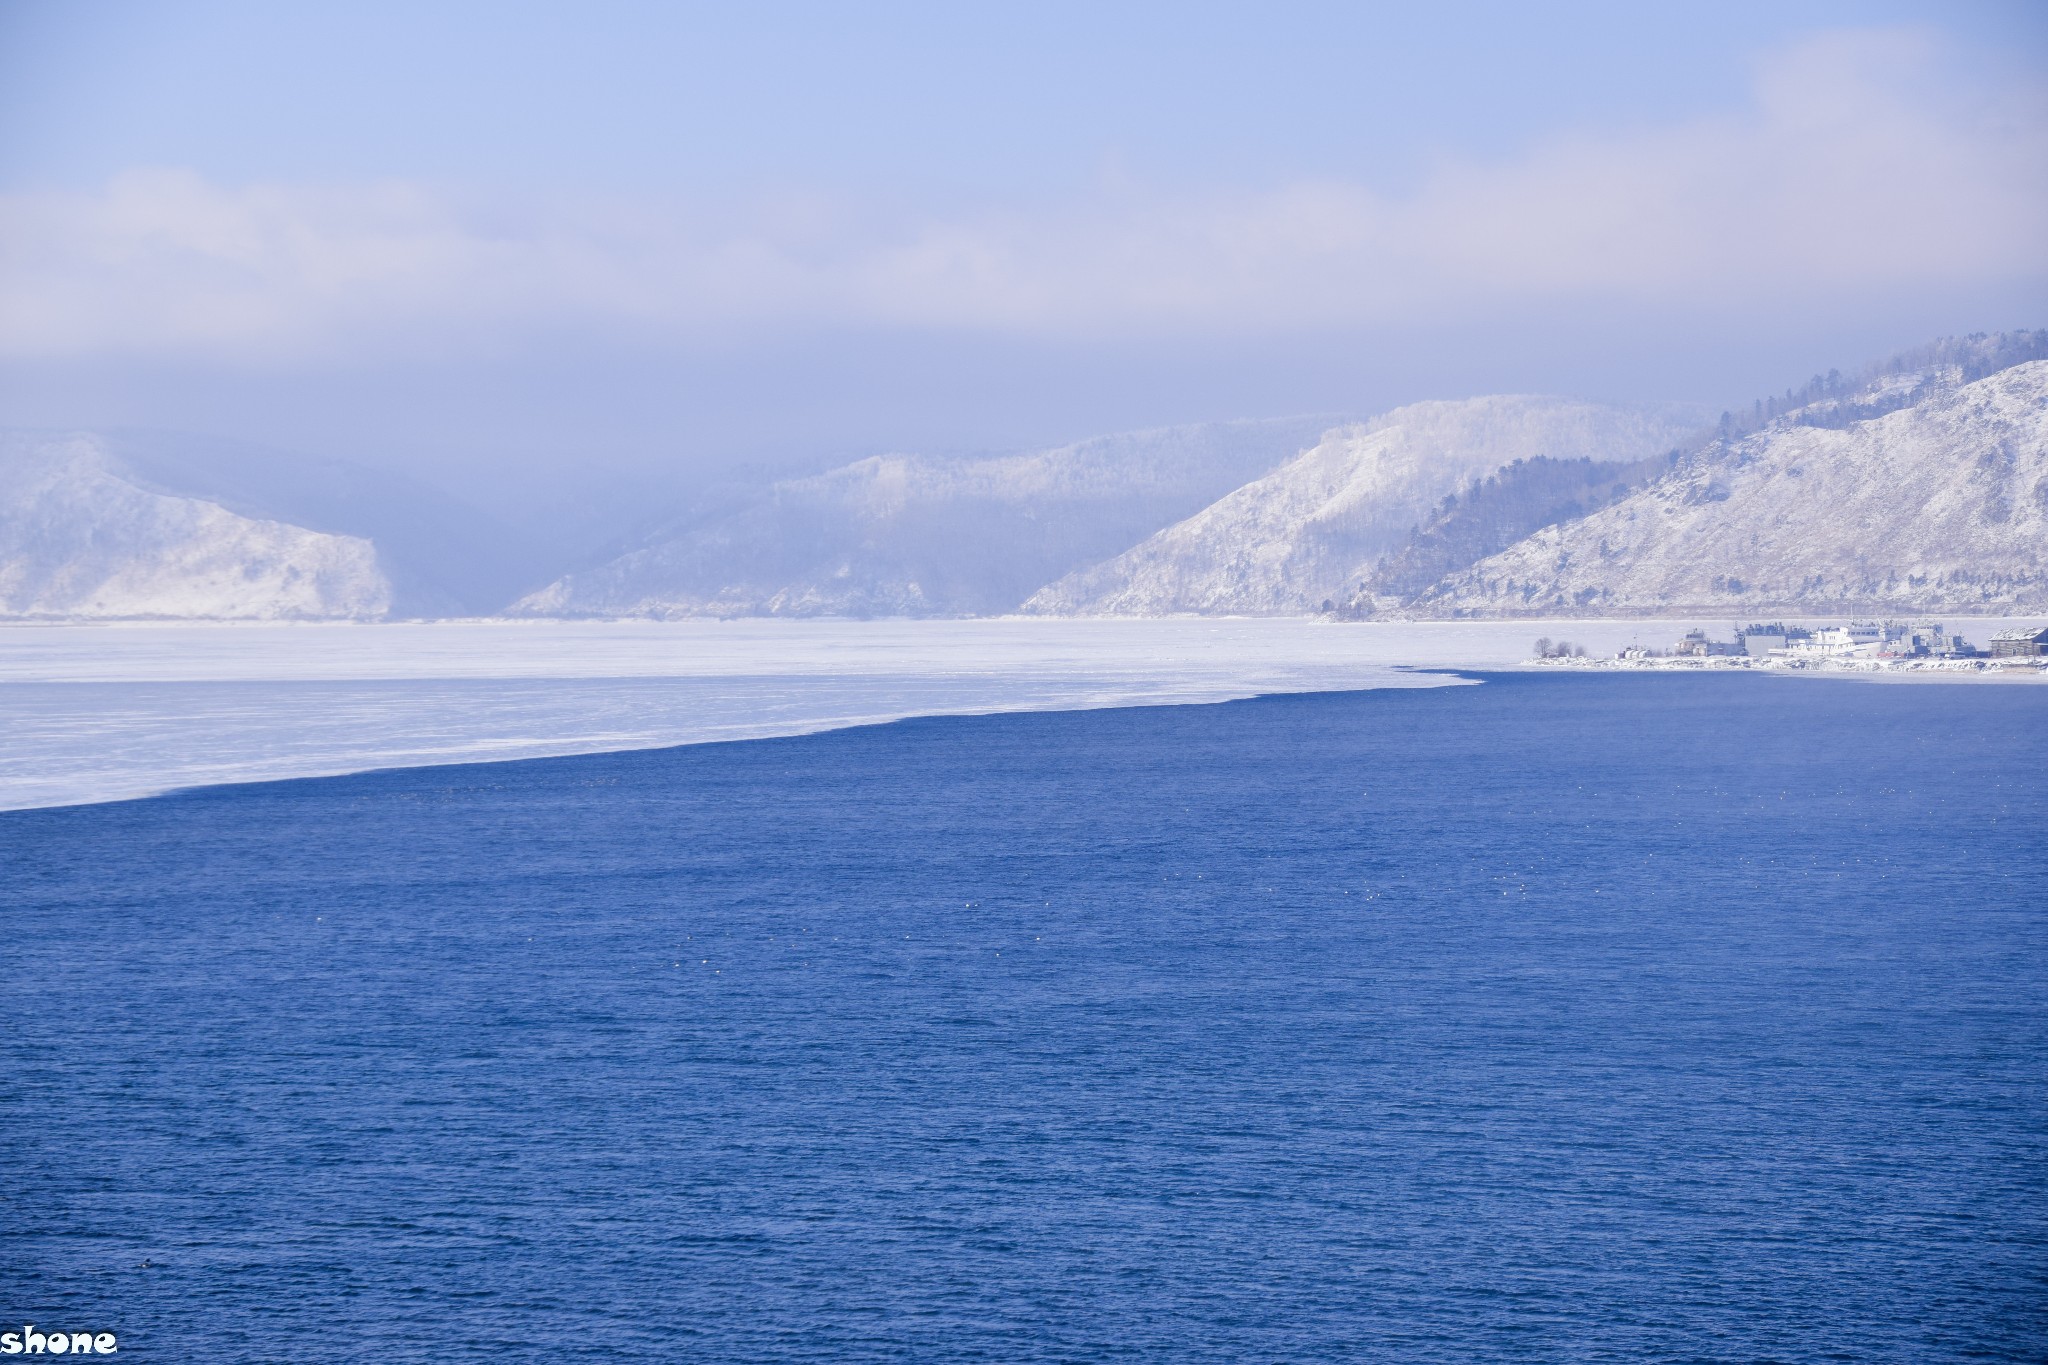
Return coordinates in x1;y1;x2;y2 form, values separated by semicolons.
1786;622;1884;657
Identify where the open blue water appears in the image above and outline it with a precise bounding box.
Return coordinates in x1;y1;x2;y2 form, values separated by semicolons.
4;672;2046;1362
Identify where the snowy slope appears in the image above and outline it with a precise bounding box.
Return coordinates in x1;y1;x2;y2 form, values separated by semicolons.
1419;361;2048;617
101;430;539;616
511;418;1331;618
0;433;391;619
1024;398;1694;616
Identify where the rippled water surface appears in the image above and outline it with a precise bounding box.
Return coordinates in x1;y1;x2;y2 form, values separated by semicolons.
4;673;2046;1362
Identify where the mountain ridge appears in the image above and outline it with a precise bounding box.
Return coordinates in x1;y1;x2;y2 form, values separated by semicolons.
1023;397;1699;617
1405;358;2048;618
509;417;1335;618
0;432;391;620
6;331;2041;622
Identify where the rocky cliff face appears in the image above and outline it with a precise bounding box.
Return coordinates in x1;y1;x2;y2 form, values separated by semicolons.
1023;398;1695;616
0;433;391;619
510;418;1332;618
1413;361;2048;617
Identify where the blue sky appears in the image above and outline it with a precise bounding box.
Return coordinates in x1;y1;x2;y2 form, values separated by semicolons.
4;1;2041;194
0;0;2043;498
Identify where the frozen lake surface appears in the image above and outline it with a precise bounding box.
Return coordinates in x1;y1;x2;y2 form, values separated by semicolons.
0;617;1730;810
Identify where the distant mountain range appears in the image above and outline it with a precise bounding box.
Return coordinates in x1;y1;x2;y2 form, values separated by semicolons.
1021;397;1695;616
509;418;1334;619
4;330;2042;621
1407;352;2048;618
100;429;549;617
0;428;545;619
0;433;389;620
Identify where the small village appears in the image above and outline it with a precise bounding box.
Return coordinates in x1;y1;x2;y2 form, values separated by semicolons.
1531;621;2048;674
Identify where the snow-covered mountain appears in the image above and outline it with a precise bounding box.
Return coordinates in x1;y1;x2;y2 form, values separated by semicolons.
510;418;1333;618
98;430;543;616
13;332;2034;624
0;432;391;619
1024;397;1696;616
1412;357;2048;618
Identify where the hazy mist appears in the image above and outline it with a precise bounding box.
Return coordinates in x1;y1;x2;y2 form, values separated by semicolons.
2;1;2044;527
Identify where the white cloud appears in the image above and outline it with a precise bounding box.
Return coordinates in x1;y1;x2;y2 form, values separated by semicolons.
2;28;2041;361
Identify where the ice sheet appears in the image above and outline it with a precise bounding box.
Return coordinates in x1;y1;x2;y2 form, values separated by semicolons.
0;617;1733;810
